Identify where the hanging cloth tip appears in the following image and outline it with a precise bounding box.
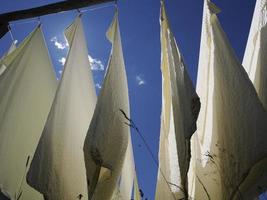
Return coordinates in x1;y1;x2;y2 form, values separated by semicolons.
114;0;118;8
77;9;83;17
37;17;42;27
8;24;15;42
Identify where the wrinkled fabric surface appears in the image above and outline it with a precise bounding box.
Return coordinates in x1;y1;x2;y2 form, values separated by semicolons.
83;11;130;200
155;2;200;200
27;17;96;200
0;27;57;200
188;1;267;199
242;0;267;110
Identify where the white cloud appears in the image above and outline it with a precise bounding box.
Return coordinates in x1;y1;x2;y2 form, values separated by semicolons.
58;57;66;66
95;83;102;89
88;55;104;71
51;37;69;50
136;75;146;86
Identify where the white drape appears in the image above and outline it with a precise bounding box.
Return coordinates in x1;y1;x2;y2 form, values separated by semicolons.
83;11;130;200
134;173;141;200
155;2;200;200
0;26;57;200
119;135;135;200
27;16;97;200
111;137;137;200
242;0;267;110
188;1;267;199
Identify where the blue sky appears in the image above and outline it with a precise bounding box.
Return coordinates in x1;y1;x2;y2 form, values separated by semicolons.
0;0;266;199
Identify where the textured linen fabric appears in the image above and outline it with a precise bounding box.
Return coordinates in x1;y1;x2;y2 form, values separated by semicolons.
188;1;267;199
83;11;130;200
27;16;97;200
0;27;57;200
243;0;267;110
155;2;200;200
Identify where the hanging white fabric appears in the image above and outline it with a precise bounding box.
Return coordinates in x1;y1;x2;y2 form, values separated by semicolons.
110;135;135;200
155;2;200;200
27;16;97;200
242;0;267;110
133;173;141;200
0;26;57;200
111;141;137;200
118;134;135;200
83;10;130;200
188;0;267;199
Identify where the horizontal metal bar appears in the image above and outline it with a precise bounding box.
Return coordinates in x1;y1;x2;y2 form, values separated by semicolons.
0;0;114;39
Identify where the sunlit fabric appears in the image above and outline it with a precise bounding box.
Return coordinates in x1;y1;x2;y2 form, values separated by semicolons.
243;0;267;110
27;16;97;200
0;26;57;200
119;135;135;200
83;11;130;200
188;1;267;199
134;173;141;200
155;2;200;200
110;135;135;200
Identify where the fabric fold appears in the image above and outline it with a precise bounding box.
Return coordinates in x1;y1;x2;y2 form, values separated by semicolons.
155;2;200;200
83;11;130;200
118;134;135;200
188;0;267;199
27;16;97;200
0;26;57;200
242;0;267;110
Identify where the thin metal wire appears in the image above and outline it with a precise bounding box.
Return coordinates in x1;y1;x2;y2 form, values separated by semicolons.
37;16;41;24
79;3;115;13
8;2;115;27
9;18;40;26
119;109;186;200
7;24;15;42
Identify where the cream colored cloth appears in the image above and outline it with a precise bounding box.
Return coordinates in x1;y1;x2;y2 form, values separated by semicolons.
134;173;141;200
243;0;267;110
188;1;267;199
118;135;135;200
111;142;137;200
0;27;57;200
27;17;96;200
110;136;135;200
83;11;130;200
155;2;200;200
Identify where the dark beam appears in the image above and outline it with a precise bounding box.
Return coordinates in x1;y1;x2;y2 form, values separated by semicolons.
0;0;114;39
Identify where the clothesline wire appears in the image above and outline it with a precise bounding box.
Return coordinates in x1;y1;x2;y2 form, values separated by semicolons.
8;2;115;28
79;3;115;13
7;24;15;42
120;109;186;200
9;18;40;27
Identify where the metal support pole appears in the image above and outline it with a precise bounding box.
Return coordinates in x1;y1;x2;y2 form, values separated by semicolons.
0;0;114;39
